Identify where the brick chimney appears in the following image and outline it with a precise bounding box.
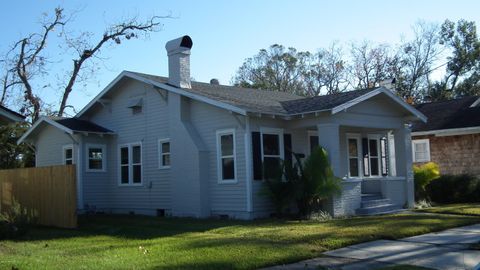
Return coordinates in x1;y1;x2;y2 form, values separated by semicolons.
165;35;193;88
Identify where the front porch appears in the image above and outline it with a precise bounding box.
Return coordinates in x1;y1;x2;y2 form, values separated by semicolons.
292;120;415;217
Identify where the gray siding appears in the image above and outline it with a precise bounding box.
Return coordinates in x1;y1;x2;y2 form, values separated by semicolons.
34;125;76;167
84;79;171;214
189;99;248;216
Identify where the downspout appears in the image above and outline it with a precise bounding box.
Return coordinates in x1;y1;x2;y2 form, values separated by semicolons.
244;115;253;213
67;133;83;212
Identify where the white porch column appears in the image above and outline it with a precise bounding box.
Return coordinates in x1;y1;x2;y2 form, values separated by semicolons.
393;124;415;208
317;123;341;177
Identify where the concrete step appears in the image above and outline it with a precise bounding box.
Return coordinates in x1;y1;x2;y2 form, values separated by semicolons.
361;193;383;201
361;198;392;208
356;204;403;216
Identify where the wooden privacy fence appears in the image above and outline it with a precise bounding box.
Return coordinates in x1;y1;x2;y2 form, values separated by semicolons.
0;165;77;228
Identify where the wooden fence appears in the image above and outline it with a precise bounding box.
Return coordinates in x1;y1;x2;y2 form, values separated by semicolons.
0;165;77;228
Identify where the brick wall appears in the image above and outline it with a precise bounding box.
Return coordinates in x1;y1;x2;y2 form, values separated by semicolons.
413;133;480;176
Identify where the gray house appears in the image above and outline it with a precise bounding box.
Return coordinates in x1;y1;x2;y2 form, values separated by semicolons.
19;36;426;218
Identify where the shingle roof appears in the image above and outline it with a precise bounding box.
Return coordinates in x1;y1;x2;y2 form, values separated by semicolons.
412;96;480;132
281;88;379;114
0;105;25;119
55;118;114;133
130;71;381;116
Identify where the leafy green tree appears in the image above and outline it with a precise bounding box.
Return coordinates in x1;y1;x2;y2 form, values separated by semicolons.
438;19;480;97
0;123;34;169
233;44;308;96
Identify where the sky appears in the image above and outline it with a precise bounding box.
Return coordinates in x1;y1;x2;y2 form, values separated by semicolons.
1;0;480;115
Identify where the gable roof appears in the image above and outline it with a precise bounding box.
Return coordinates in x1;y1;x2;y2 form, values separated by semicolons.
17;117;114;144
76;71;426;122
0;105;25;123
412;96;480;134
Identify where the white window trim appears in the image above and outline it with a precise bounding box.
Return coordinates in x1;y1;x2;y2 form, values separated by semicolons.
216;128;237;184
260;127;285;165
85;143;106;172
307;130;318;155
346;133;361;179
118;142;143;186
158;138;171;169
412;139;431;162
62;144;74;165
366;134;382;177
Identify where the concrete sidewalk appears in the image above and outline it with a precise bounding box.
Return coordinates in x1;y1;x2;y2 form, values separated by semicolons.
265;224;480;270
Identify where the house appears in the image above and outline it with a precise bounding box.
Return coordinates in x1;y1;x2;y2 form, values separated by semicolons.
18;36;426;218
412;96;480;176
0;105;25;125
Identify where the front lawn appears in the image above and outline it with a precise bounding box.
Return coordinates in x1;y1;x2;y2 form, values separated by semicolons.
1;212;479;270
416;203;480;216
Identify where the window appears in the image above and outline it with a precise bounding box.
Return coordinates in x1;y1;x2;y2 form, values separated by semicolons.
346;135;360;177
119;143;142;185
86;144;106;172
63;145;74;165
308;131;319;154
158;139;171;169
412;139;430;162
261;129;284;179
216;129;236;183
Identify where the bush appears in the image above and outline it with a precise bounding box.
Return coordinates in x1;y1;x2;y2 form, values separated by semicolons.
261;147;342;218
0;199;37;239
426;174;480;204
413;162;440;200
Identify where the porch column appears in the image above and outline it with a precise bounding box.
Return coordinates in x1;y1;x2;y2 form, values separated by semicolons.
317;123;341;177
393;124;415;208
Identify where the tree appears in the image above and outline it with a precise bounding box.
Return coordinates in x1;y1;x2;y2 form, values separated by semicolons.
1;7;166;122
349;41;396;89
438;19;480;97
232;44;309;95
0;123;35;169
303;42;349;95
395;22;443;102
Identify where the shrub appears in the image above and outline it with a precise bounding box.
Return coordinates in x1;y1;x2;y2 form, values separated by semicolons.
413;162;440;200
426;174;480;204
260;147;342;218
0;199;37;239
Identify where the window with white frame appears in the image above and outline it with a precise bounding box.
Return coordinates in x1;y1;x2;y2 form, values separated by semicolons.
261;129;284;179
216;129;236;183
158;139;171;169
63;145;74;165
86;144;106;171
119;143;142;185
346;135;361;177
412;139;430;162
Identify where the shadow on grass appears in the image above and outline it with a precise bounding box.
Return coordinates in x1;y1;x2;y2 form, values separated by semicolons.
14;212;480;244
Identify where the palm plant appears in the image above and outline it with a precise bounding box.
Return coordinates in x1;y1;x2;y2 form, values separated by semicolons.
260;146;342;218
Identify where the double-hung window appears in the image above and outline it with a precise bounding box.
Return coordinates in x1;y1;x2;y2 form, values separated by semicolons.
346;135;361;177
63;144;74;165
216;129;236;183
119;143;142;185
158;139;171;169
86;144;106;172
412;139;430;162
261;129;284;179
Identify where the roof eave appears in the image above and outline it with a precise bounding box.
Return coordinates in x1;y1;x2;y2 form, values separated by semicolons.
330;87;428;123
17;117;74;145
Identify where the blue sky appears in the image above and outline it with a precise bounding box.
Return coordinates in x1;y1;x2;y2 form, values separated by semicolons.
1;0;480;115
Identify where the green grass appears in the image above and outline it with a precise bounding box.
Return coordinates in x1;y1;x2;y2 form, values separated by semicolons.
416;203;480;216
1;213;479;270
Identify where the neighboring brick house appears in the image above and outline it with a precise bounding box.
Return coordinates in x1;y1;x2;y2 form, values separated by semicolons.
412;96;480;176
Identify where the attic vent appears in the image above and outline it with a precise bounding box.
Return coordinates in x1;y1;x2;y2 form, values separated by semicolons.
210;78;220;85
127;98;143;114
